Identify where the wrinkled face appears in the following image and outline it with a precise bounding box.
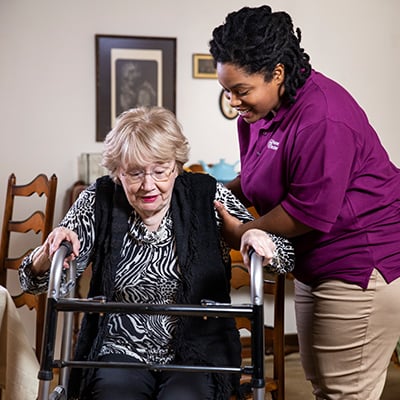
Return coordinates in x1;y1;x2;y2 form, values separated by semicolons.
118;160;178;221
217;62;285;123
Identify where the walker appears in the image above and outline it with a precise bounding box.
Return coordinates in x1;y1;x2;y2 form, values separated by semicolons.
37;242;266;400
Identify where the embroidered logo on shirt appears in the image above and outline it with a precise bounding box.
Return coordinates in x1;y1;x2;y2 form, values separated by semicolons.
267;139;279;150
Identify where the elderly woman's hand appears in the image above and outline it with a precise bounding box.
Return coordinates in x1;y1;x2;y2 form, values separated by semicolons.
31;227;79;275
240;228;276;269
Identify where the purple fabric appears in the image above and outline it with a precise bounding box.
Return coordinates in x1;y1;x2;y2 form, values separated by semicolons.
238;70;400;288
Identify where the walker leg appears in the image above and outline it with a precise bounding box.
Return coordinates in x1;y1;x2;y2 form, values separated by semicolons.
37;380;51;400
49;385;66;400
253;387;266;400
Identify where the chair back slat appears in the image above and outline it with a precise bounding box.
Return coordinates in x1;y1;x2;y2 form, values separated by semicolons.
0;173;57;359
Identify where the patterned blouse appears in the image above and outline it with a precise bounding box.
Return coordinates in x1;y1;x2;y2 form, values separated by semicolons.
20;180;294;365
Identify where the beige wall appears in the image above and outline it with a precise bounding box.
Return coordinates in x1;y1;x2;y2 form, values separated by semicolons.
1;0;399;224
1;0;400;337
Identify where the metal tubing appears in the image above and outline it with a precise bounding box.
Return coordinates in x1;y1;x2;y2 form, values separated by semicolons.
37;297;58;382
37;380;51;400
37;245;267;399
54;299;253;318
249;250;266;400
53;360;242;373
37;241;74;400
47;241;73;300
48;385;66;400
59;260;76;394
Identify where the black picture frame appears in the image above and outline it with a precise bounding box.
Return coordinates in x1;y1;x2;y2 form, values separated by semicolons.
95;35;176;142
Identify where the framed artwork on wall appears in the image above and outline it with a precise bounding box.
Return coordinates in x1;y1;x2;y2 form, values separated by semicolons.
95;35;176;142
192;53;217;79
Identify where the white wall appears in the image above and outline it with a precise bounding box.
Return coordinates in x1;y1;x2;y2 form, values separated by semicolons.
1;0;400;336
1;0;399;224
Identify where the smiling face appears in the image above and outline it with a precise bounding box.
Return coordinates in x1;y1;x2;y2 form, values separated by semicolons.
217;62;285;124
119;160;178;229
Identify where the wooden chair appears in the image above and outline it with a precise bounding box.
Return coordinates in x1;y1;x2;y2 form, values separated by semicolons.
231;262;286;400
0;173;57;359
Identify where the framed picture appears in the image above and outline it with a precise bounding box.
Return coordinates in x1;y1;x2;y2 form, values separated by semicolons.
192;53;217;79
219;89;239;120
96;35;176;141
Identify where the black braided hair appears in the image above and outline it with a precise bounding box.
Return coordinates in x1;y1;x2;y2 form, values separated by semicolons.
209;5;312;105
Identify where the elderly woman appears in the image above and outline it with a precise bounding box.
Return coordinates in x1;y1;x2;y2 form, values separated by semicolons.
19;106;294;400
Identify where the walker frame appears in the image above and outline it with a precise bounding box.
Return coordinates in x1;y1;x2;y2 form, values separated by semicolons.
37;242;266;400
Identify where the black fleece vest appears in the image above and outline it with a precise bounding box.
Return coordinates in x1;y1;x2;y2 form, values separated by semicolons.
69;172;241;400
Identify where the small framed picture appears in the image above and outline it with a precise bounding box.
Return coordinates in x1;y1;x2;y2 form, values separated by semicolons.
96;35;176;141
219;89;239;120
192;53;217;79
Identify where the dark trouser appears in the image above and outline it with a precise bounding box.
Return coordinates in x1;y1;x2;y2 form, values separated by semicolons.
89;354;216;400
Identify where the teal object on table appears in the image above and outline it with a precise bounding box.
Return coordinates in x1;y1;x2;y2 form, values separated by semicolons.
199;159;239;184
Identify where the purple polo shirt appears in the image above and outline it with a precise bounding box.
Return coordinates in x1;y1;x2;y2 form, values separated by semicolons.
238;70;400;288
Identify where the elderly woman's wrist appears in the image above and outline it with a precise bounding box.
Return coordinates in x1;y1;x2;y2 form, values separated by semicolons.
31;246;51;276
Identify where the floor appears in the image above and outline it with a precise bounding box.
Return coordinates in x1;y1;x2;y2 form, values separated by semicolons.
262;353;400;399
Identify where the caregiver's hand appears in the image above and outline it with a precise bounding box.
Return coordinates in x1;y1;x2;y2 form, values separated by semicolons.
214;200;244;249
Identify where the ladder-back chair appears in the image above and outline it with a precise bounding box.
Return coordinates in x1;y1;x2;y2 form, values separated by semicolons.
0;173;57;359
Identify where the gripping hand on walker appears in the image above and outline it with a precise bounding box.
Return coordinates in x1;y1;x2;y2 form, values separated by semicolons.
214;200;276;269
31;227;80;275
240;229;275;270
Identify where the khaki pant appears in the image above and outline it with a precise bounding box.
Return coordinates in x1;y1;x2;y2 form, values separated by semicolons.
295;269;400;400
